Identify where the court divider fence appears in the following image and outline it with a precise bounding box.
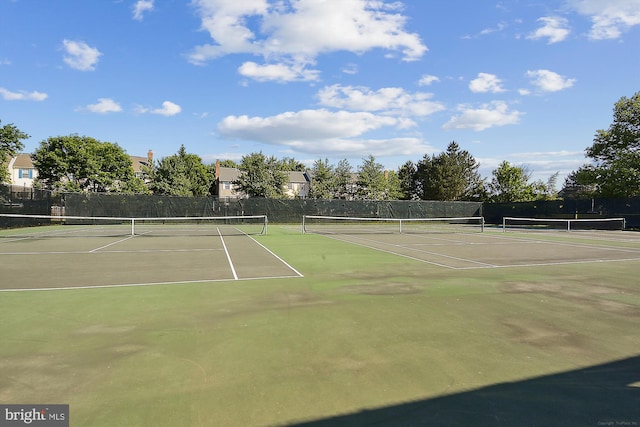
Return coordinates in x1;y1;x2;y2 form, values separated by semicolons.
2;185;640;229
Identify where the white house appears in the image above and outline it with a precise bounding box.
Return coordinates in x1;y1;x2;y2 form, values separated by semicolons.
7;153;38;187
214;161;311;199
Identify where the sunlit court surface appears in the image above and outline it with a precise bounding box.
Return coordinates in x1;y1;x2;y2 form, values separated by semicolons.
1;217;639;426
0;218;302;290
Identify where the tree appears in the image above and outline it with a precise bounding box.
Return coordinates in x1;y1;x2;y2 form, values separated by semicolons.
147;145;212;196
308;158;334;199
567;92;640;197
532;172;559;201
397;161;418;200
560;170;598;199
383;170;403;200
415;142;485;201
234;152;288;198
0;120;29;184
279;157;306;172
333;159;355;200
219;159;238;168
32;134;146;193
489;161;536;202
355;155;386;200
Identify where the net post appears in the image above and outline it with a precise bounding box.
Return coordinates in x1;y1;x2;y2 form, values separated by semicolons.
399;219;403;234
131;218;135;236
302;215;306;234
264;215;268;235
502;217;506;232
567;219;571;232
481;217;485;232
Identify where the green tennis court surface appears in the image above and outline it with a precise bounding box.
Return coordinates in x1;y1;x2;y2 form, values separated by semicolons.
1;224;639;426
0;227;301;290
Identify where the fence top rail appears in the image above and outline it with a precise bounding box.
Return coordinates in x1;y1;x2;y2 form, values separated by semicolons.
503;216;625;222
0;213;267;221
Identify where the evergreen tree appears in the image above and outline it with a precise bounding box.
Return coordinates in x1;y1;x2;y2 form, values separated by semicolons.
356;155;386;200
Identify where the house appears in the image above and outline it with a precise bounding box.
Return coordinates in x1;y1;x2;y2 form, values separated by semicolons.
7;154;38;187
214;160;311;199
286;171;311;198
130;150;154;180
216;165;241;199
6;151;153;188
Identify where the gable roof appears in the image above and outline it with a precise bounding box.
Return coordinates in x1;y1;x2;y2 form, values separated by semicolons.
12;153;34;168
217;166;239;181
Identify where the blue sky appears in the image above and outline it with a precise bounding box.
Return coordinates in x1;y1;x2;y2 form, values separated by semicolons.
1;0;639;185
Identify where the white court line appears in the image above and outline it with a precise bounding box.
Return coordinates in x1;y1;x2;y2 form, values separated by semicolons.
90;235;137;252
0;248;222;256
218;227;239;280
0;274;303;292
245;233;304;278
454;256;640;270
326;233;497;268
311;231;640;270
318;233;463;269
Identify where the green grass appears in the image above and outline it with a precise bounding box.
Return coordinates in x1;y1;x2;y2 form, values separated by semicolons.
1;226;639;425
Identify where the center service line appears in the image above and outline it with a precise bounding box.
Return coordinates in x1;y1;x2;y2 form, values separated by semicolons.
217;227;239;280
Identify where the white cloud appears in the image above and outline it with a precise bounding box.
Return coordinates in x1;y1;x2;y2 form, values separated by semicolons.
418;74;440;86
133;0;154;21
0;87;48;101
316;84;445;117
62;39;102;71
443;101;523;131
526;69;576;92
568;0;640;40
188;0;427;81
139;101;182;116
341;63;359;75
463;22;508;39
238;61;319;82
527;16;571;44
83;98;122;114
469;73;506;93
217;109;434;157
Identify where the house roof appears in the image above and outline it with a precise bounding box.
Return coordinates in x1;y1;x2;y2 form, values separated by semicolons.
10;153;151;172
289;171;310;183
12;153;34;168
130;156;150;172
218;166;240;181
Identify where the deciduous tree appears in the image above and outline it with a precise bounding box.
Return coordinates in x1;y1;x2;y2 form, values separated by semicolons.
0;120;29;184
489;161;536;202
567;92;640;197
32;134;146;193
147;145;212;196
234;152;288;198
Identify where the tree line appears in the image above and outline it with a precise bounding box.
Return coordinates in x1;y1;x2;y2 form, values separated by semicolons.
1;91;639;202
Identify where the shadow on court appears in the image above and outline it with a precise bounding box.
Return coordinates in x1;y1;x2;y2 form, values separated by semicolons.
285;356;640;426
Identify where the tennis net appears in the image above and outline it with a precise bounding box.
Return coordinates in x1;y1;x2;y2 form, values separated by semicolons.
302;215;484;234
0;213;268;237
502;216;626;232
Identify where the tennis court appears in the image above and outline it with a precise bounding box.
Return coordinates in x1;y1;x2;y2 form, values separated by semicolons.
301;215;640;270
0;216;302;291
